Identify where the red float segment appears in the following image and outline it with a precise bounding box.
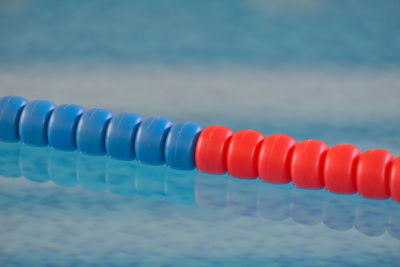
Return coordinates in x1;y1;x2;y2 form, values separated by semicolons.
227;130;265;179
195;126;234;174
390;157;400;203
357;149;393;200
324;144;361;194
258;134;297;184
291;140;329;189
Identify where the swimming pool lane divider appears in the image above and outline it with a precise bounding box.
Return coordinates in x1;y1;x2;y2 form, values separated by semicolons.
0;96;399;203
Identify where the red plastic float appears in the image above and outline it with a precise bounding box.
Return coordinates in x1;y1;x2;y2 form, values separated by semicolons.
258;134;297;184
357;149;393;200
390;157;400;203
226;130;265;179
290;140;328;189
324;144;361;194
195;126;234;175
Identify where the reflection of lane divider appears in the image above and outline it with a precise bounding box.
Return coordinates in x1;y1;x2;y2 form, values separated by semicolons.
0;142;399;239
196;174;400;239
0;96;399;202
2;142;195;204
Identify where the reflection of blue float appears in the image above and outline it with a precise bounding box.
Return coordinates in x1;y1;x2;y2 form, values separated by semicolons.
0;141;398;240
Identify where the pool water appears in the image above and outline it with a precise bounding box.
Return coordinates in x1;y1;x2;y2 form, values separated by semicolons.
0;140;399;266
1;0;400;266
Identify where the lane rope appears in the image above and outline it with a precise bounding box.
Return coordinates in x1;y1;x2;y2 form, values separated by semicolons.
0;96;398;202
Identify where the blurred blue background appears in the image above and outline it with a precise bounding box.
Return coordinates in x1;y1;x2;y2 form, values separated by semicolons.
1;0;400;66
0;0;400;266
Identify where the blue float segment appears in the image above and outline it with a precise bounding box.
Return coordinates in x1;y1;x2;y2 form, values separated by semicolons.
164;122;202;170
47;104;85;151
76;108;113;155
19;100;56;146
135;117;173;165
105;113;143;160
0;96;28;142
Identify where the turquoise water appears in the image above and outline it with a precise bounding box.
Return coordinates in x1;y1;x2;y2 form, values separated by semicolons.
0;141;399;266
1;0;400;266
